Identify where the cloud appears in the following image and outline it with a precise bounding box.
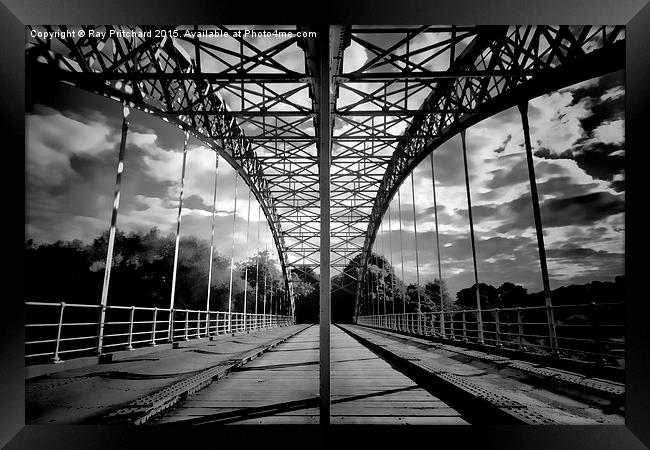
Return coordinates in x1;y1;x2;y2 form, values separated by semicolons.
593;119;624;145
26;105;116;188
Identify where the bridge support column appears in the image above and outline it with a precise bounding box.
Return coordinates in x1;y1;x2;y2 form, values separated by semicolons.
168;129;190;342
518;102;558;356
460;129;484;344
205;153;220;336
318;25;332;426
97;104;130;355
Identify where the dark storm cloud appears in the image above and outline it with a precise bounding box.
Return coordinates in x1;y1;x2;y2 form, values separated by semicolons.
532;71;625;190
183;194;213;213
452;188;623;234
546;246;622;260
534;143;625;191
535;176;600;199
541;192;624;228
545;245;624;285
568;70;625;109
454;194;533;228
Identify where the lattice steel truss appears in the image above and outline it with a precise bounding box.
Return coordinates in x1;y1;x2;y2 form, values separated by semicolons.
25;25;625;302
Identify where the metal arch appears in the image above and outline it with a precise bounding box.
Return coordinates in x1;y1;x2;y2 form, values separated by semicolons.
354;25;625;271
25;25;626;315
25;25;327;300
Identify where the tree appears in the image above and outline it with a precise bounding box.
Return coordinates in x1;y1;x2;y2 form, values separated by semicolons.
496;282;528;308
236;250;286;315
291;266;319;323
455;283;498;310
424;279;454;312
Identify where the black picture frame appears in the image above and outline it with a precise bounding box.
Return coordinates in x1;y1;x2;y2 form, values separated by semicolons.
3;1;648;448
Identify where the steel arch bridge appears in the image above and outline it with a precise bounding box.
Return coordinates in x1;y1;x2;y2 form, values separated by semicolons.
25;24;625;314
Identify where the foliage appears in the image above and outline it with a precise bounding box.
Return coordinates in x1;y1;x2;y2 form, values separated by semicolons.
25;228;286;312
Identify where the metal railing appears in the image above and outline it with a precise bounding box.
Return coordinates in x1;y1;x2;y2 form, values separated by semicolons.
357;302;624;367
25;302;294;365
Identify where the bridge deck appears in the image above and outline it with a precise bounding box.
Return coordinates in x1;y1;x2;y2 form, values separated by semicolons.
154;325;467;424
339;324;624;425
26;322;623;425
26;325;308;424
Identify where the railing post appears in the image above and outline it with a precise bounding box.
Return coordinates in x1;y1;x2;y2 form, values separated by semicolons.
517;307;526;351
169;309;175;342
203;311;207;338
431;313;436;336
449;311;456;340
184;310;189;341
51;302;66;363
462;311;468;341
495;308;502;347
150;307;158;346
126;306;135;350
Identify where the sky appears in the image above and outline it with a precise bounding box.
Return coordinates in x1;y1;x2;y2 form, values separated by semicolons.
25;29;625;300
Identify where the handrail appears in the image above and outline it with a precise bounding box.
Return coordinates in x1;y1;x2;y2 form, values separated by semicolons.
357;302;624;367
25;302;294;364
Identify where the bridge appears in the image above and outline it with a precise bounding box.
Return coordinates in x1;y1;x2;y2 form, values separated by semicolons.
24;25;626;426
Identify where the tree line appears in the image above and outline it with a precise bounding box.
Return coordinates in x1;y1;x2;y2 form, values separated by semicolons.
334;253;624;323
25;228;302;316
25;231;624;324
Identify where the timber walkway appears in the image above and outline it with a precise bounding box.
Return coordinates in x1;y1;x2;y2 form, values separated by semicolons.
154;325;466;424
26;323;624;425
